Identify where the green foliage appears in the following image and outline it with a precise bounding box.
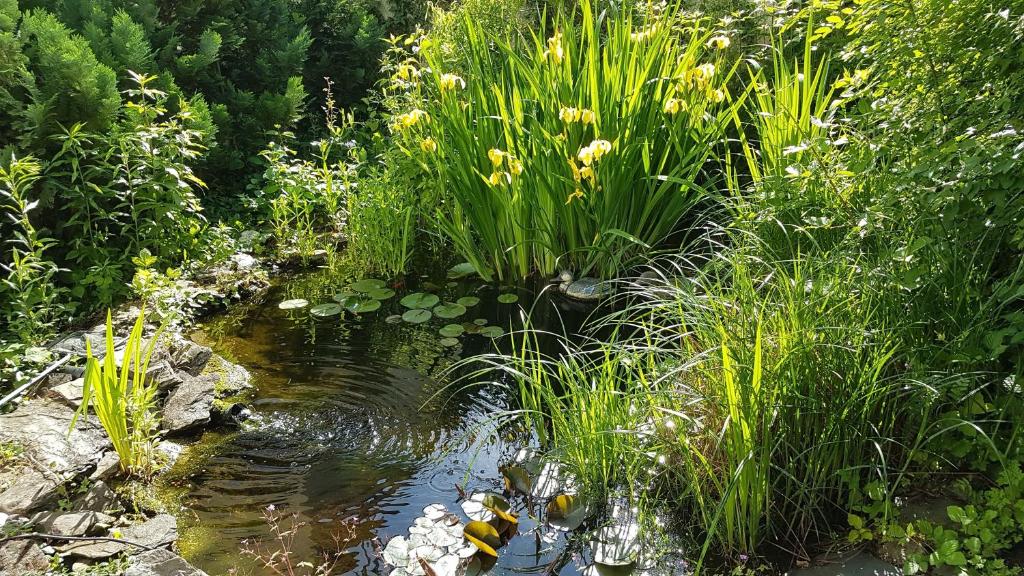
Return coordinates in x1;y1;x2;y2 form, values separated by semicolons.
0;155;63;343
399;2;739;281
71;308;163;477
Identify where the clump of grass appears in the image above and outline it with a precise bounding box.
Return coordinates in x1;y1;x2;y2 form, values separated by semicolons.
70;308;164;477
0;440;25;469
390;0;741;281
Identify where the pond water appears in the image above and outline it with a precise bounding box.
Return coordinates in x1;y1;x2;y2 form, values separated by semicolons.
166;268;594;575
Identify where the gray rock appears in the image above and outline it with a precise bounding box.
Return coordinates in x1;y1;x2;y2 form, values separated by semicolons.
0;540;50;574
72;480;120;514
204;354;252;397
90;451;122;481
0;468;63;514
29;510;114;536
48;331;108;357
230;252;257;271
159;334;213;377
563;277;615;301
59;513;177;560
161;373;217;434
0;399;109;473
126;548;210;576
787;551;901;576
47;377;85;407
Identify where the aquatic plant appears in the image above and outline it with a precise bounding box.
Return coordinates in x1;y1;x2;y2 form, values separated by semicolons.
398;1;741;281
70;308;164;477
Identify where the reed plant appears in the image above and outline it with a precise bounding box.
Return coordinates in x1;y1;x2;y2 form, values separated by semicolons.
395;1;741;281
70;308;164;477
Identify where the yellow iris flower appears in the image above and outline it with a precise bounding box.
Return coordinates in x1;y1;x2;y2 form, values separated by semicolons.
708;36;731;49
439;73;466;91
420;137;438;153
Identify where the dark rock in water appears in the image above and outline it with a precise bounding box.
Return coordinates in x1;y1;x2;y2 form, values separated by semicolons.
217;402;252;427
563;277;615;302
126;548;210;576
0;540;50;573
59;513;177;560
161;373;218;434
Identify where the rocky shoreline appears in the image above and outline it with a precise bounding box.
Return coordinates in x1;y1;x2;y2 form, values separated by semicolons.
0;254;272;576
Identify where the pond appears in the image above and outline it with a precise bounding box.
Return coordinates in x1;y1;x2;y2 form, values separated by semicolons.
165;268;594;575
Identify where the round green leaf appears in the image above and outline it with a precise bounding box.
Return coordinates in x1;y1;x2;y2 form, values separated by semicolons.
433;302;467;319
367;287;395;300
447;262;477;279
350;279;386;292
456;296;481;307
480;326;505;338
440;337;460;347
347;298;381;313
278;299;308;310
473;318;489;326
332;291;358;303
401;292;440;309
439;324;465;338
402;309;432;324
309;303;342;318
497;293;519;304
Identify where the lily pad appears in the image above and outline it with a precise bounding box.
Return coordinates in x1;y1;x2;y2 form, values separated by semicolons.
401;292;440;309
367;287;396;300
433;302;467;319
350;278;387;292
439;324;465;338
346;298;381;313
456;296;481;307
447;262;478;279
463;521;501;557
502;465;532;494
332;291;358;303
497;293;519;304
402;309;433;324
547;494;590;530
440;338;460;347
463;322;482;334
473;318;489;326
385;314;403;324
278;298;309;310
479;326;505;338
309;303;343;318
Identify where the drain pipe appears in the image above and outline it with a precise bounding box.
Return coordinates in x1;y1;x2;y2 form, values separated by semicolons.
0;337;128;410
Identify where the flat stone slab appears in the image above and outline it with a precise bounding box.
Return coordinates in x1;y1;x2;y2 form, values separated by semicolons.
0;467;63;514
161;374;218;434
71;480;120;513
787;551;902;576
0;540;50;573
59;513;177;560
125;548;210;576
46;377;85;407
0;399;109;473
29;510;114;536
204;354;252;397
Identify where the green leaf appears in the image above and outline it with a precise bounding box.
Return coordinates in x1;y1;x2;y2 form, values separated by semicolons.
402;309;432;324
848;513;865;530
310;303;343;318
400;292;440;309
278;299;308;310
433;302;467;319
350;279;386;292
497;293;518;304
456;296;481;307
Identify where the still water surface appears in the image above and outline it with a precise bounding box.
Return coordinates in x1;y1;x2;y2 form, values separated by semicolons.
170;270;587;575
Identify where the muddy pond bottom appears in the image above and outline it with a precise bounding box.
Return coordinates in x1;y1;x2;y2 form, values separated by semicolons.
169;270;586;576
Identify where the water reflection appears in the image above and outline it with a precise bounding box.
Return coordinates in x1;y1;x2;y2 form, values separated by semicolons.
171;269;584;575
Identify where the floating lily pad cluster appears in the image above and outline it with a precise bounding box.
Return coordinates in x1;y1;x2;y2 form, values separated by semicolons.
382;501;512;576
278;277;518;344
